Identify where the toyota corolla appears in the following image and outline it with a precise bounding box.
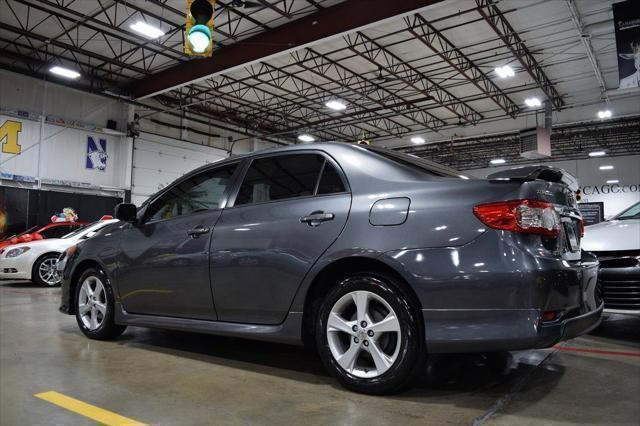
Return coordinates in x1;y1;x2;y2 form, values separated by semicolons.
59;143;602;394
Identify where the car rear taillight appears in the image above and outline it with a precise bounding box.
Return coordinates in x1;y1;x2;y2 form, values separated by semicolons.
473;199;561;237
579;219;584;238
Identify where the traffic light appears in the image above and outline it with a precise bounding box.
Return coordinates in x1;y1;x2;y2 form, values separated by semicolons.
576;188;582;202
186;0;215;57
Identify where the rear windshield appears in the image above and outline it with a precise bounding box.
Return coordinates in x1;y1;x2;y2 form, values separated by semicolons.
364;146;470;179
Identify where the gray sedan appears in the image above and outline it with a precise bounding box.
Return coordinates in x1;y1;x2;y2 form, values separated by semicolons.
58;143;602;394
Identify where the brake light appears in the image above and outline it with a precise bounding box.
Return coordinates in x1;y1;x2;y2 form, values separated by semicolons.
473;199;561;237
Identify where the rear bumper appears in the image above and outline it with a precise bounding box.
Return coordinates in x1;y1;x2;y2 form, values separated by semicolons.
384;231;602;353
422;302;603;353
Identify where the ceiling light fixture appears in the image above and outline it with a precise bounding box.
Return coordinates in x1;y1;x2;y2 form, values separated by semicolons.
494;65;515;78
597;110;612;119
325;100;347;111
49;66;80;79
606;179;619;184
524;97;541;107
599;165;614;170
459;175;470;180
410;136;425;144
588;151;606;157
490;158;506;165
298;134;315;143
130;21;165;39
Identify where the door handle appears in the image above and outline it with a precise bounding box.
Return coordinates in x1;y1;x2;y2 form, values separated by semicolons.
300;211;335;227
187;225;210;238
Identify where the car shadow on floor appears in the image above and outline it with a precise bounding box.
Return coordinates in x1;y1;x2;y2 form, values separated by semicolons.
99;326;565;403
589;315;640;347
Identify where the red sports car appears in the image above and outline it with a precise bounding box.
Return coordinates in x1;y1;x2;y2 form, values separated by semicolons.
0;222;87;249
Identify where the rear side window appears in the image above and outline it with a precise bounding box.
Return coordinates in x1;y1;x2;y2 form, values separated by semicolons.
318;163;346;195
146;163;238;222
235;154;325;205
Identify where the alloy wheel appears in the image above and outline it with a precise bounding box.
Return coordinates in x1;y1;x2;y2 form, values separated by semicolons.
38;257;60;286
326;290;402;378
78;276;107;330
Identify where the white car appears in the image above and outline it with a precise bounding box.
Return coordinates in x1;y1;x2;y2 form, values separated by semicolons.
0;219;118;286
582;202;640;316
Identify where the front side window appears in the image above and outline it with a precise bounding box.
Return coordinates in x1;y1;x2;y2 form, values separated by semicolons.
235;154;325;205
146;163;238;222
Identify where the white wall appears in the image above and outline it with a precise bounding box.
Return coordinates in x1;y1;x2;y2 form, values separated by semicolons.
0;70;279;201
130;132;228;205
467;155;640;216
0;113;130;190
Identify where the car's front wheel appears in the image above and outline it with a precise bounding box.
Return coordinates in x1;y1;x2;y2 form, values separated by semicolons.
74;268;126;340
32;253;61;286
316;273;422;394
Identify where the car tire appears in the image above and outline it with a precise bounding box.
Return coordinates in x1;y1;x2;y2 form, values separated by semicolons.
32;253;61;287
74;268;126;340
316;273;423;394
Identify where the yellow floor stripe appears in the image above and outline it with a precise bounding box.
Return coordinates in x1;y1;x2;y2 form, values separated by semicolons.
34;391;147;426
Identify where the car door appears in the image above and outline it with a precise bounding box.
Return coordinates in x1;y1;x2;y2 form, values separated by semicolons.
210;152;351;324
116;162;240;320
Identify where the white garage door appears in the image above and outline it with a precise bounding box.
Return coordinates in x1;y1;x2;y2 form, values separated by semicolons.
131;132;228;205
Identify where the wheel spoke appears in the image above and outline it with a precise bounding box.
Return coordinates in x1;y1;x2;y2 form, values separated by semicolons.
352;291;369;324
369;313;400;334
368;340;393;374
90;308;98;329
337;342;361;373
95;302;106;315
78;303;91;315
327;312;356;336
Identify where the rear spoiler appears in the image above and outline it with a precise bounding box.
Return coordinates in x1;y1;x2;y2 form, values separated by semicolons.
487;165;579;191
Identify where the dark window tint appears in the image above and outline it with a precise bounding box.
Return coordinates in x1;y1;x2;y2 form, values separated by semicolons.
235;154;324;205
317;163;346;194
40;226;73;238
146;163;238;222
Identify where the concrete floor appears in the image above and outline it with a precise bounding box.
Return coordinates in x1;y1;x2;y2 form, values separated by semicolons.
1;280;638;426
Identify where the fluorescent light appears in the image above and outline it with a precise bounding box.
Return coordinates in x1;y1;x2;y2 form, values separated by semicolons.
524;97;541;107
606;179;619;184
410;136;425;144
490;158;506;165
325;100;347;111
597;110;612;119
459;175;470;180
49;66;80;79
494;65;514;78
588;151;606;157
298;134;315;142
599;165;614;170
130;21;165;39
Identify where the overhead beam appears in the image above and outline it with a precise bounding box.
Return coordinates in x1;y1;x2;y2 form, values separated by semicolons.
405;13;520;118
564;0;608;102
345;31;483;125
128;0;443;99
475;0;564;110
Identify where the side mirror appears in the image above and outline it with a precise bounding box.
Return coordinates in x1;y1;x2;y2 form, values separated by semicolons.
114;203;137;222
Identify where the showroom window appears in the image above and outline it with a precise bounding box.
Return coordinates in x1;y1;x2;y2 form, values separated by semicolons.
235;154;330;205
146;163;238;222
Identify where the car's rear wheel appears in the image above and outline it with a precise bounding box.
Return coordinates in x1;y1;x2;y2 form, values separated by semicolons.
316;273;422;394
32;253;61;286
74;268;126;340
